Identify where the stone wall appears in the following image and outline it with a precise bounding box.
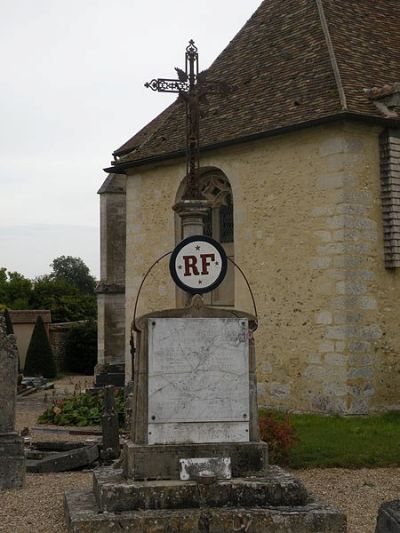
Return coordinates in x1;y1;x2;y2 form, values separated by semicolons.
49;321;85;371
124;121;400;413
9;310;51;369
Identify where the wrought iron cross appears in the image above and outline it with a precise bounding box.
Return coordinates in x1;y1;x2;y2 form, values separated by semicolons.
145;40;230;200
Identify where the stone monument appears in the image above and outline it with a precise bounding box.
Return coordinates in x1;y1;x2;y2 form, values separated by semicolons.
65;41;345;531
0;316;25;490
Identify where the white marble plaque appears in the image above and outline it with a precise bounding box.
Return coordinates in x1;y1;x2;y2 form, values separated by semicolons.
147;318;250;444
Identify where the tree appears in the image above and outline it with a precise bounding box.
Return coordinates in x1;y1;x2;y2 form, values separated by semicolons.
0;269;32;309
24;316;57;378
31;275;97;323
64;320;98;375
50;256;96;294
3;308;14;334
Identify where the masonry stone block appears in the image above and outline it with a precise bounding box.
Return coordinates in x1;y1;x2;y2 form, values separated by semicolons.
310;256;332;269
325;353;346;366
315;311;332;325
349;341;372;352
318;175;346;190
317;243;345;255
360;325;383;340
336;281;367;295
348;367;374;380
333;255;363;268
326;326;358;340
336;204;368;216
334;311;362;325
349;353;373;366
312;206;335;216
319;341;335;353
314;230;332;242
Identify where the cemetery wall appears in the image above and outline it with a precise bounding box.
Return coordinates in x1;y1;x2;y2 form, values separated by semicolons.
125;121;400;413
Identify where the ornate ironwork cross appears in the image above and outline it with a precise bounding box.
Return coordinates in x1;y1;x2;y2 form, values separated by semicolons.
145;40;230;200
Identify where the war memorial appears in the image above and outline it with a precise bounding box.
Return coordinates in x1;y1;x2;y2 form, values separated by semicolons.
64;41;346;533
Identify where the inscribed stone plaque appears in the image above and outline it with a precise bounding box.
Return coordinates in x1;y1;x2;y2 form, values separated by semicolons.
147;318;250;444
179;457;232;481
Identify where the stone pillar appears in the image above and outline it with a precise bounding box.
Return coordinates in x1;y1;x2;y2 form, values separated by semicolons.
173;198;209;239
95;174;127;387
173;198;209;305
0;317;25;489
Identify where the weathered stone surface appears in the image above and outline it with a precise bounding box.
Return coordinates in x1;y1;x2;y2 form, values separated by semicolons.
0;434;25;490
375;500;400;532
0;318;18;433
27;444;99;473
65;489;347;532
123;441;268;480
93;466;308;513
0;317;25;490
101;386;120;461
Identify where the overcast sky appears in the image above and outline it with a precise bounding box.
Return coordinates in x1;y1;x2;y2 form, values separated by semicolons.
0;0;261;279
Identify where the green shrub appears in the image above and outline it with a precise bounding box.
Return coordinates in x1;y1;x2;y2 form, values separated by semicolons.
24;316;57;378
64;320;97;375
38;389;125;427
259;410;298;465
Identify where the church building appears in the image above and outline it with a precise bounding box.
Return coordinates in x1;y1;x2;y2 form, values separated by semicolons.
96;0;400;414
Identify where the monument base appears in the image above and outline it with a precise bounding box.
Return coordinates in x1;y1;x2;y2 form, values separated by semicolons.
123;441;269;480
93;466;308;512
0;433;25;489
65;486;346;533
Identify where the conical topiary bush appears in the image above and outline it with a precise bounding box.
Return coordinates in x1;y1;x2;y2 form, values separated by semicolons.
24;316;57;378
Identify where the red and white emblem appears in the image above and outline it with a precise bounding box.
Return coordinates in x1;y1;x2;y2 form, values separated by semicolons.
170;235;227;294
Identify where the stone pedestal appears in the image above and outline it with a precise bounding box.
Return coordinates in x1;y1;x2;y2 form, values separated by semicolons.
0;317;25;490
123;442;268;480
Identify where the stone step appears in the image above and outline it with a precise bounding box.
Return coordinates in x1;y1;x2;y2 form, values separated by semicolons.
93;466;308;513
64;489;347;533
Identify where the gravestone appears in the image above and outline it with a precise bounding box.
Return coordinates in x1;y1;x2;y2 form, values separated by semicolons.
375;500;400;532
0;316;25;489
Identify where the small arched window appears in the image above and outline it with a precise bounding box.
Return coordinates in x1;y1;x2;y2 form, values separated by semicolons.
175;169;235;307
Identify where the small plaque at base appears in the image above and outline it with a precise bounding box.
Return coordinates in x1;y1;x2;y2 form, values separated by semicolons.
179;457;231;481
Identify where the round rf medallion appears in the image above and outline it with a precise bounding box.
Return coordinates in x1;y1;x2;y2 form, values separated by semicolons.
170;235;228;294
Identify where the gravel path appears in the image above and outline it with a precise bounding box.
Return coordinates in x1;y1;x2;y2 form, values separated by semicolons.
0;472;91;533
1;468;399;532
296;467;400;532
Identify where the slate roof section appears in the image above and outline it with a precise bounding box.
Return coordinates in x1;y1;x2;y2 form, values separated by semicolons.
111;0;400;167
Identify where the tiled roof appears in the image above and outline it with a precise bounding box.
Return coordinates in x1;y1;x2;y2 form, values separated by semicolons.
111;0;400;166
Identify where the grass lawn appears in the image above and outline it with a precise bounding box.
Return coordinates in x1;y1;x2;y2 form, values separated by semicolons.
289;411;400;469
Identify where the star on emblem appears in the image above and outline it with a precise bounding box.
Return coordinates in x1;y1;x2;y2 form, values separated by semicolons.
195;245;201;250
178;265;183;270
198;280;203;285
215;261;219;266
